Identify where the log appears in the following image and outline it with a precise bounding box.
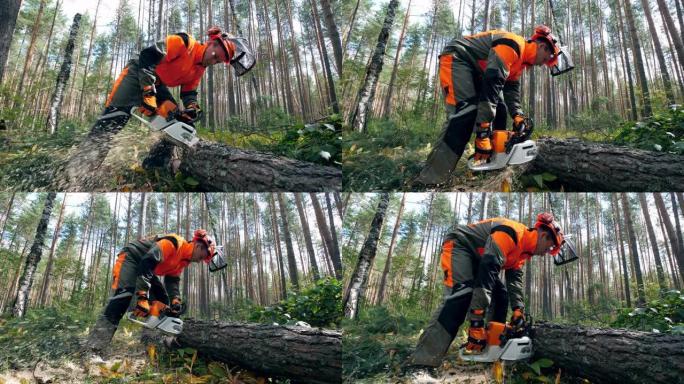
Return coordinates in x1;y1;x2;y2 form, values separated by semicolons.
175;319;342;384
144;139;341;191
527;137;684;191
532;322;684;384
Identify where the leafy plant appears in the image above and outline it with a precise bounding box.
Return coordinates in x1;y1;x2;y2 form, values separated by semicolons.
613;105;684;153
611;290;684;333
249;277;342;327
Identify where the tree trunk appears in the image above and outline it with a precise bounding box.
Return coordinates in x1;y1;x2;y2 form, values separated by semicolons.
532;322;684;384
12;193;57;318
639;0;675;104
656;0;684;75
37;194;67;307
318;0;343;74
376;193;405;305
638;193;667;290
654;193;684;280
277;193;299;290
0;0;23;84
142;139;341;191
527;138;684;191
46;13;82;134
176;319;341;384
381;0;411;119
620;193;646;306
137;192;147;238
622;0;652;117
343;193;390;320
349;0;399;132
309;193;341;279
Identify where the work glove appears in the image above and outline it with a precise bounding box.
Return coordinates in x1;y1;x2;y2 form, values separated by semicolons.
169;297;183;316
179;102;202;123
140;84;157;117
133;291;150;318
510;307;526;336
512;114;533;140
464;309;487;353
474;122;493;162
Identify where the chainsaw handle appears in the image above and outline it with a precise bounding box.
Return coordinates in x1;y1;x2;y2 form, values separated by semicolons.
126;312;148;326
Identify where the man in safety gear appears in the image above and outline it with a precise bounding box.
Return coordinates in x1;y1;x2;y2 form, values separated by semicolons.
69;27;256;174
407;213;569;368
85;229;225;354
414;26;573;186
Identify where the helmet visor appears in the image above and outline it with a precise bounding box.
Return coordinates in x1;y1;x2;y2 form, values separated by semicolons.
550;48;575;76
229;37;256;76
209;247;227;272
553;237;579;266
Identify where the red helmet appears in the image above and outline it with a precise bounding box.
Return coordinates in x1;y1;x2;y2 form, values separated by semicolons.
534;213;565;255
192;229;216;262
206;26;236;63
530;25;561;67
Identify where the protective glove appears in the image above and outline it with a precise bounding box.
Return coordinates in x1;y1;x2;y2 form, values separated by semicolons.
464;309;487;353
179;102;202;123
140;84;157;117
169;297;183;316
132;291;150;318
512;115;525;132
510;307;526;336
512;114;533;141
474;122;493;162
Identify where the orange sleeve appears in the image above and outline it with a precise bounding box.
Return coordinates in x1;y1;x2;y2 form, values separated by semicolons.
492;44;519;72
490;231;517;262
157;238;178;258
164;35;187;62
181;75;202;93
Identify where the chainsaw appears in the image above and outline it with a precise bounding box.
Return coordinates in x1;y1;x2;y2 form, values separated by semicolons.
130;107;200;148
126;301;186;336
458;316;533;363
467;119;537;172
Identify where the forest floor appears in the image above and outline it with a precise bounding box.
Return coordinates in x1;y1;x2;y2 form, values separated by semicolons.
0;112;341;192
343;105;684;191
0;306;283;384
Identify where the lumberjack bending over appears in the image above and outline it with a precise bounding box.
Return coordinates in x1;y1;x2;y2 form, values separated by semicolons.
67;26;255;178
85;229;226;354
408;213;577;368
414;25;573;186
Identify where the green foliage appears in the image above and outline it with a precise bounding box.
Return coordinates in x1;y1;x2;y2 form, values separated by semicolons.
343;117;437;190
0;303;95;371
613;105;684;153
342;306;422;381
611;290;684;333
249;278;342;327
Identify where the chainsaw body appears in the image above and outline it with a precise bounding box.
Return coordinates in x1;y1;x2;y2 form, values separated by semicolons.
126;301;185;336
459;320;533;363
467;127;538;172
130;107;199;148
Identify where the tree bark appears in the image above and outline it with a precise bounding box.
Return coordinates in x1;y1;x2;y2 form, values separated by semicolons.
277;193;299;290
12;192;57;318
638;193;667;290
37;194;67;307
143;139;341;191
349;0;399;132
343;193;390;320
532;322;684;384
620;193;646;306
295;194;320;281
175;319;341;384
309;193;341;279
318;0;343;74
46;13;82;134
0;0;23;85
527;138;684;191
376;193;405;305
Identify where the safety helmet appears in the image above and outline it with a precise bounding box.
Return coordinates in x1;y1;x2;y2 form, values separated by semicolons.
534;212;565;256
530;25;561;67
192;229;216;261
192;229;227;272
206;26;256;76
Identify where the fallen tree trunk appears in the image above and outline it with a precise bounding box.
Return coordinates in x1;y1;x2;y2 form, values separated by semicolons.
528;137;684;191
175;319;342;384
532;322;684;384
145;139;341;191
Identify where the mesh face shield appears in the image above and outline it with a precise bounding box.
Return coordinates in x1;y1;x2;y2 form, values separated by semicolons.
550;48;575;76
208;246;227;272
553;236;579;266
229;37;256;77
